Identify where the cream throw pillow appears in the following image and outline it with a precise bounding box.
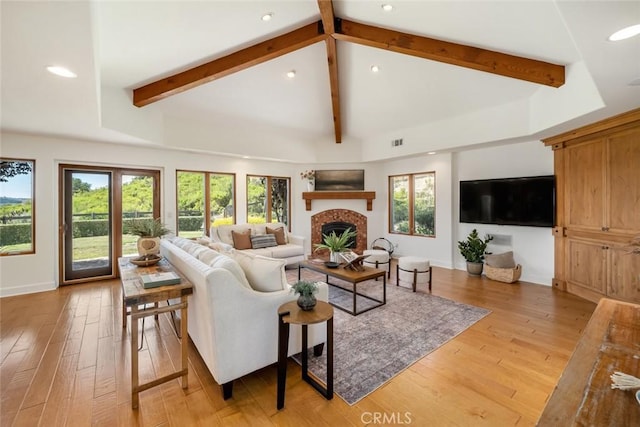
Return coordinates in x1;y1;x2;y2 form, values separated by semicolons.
231;251;287;292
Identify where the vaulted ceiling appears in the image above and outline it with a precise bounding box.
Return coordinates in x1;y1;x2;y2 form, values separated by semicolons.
1;1;639;163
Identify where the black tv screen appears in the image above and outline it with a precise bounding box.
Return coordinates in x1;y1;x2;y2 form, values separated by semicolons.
460;175;555;227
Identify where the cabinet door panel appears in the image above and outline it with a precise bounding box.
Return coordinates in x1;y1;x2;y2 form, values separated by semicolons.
608;128;640;234
608;245;640;304
567;238;606;294
565;140;605;231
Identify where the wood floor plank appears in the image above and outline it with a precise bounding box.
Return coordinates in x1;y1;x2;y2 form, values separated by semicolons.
1;367;36;426
12;402;44;427
39;353;79;427
21;337;65;408
95;336;117;398
0;264;599;426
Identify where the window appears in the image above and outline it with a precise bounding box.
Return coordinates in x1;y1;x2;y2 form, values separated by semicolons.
177;171;235;238
389;172;435;237
247;175;290;226
0;159;35;255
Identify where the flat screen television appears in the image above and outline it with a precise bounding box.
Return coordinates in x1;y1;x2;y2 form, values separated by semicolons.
314;169;364;191
460;175;555;227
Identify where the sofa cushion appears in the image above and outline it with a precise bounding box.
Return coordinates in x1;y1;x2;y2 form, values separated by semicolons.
270;244;304;259
170;236;207;256
231;251;287;292
192;245;250;289
250;234;278;249
485;251;516;268
231;229;252;250
266;226;286;245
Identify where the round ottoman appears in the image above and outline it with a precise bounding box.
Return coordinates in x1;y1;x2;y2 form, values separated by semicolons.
363;249;390;278
397;256;432;292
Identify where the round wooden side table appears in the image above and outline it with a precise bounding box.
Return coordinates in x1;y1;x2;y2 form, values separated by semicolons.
277;300;334;409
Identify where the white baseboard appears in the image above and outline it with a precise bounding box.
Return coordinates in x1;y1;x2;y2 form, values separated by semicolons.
0;281;57;298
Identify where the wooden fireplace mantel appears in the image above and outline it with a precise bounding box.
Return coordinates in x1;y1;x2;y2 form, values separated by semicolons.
302;191;376;211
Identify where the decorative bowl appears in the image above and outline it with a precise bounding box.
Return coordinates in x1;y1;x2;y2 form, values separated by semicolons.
636;390;640;406
324;261;340;269
130;254;162;266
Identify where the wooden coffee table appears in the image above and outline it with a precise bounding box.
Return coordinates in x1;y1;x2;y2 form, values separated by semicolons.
298;260;386;316
118;257;193;409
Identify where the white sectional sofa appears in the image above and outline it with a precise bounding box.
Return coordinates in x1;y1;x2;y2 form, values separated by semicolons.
210;222;305;266
160;236;328;399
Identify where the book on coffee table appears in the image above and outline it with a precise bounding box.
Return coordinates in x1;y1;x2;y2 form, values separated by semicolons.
140;271;181;288
339;251;369;271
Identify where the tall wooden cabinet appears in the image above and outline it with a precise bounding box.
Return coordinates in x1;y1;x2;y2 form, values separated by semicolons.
543;108;640;304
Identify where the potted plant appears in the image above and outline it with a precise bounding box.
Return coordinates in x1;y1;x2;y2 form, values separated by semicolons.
313;227;357;263
291;280;319;310
457;229;493;275
125;218;171;257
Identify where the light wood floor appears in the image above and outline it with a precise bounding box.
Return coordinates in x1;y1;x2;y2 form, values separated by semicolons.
1;262;596;426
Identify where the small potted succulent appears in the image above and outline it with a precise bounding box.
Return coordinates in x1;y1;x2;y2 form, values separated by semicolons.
314;228;357;263
290;280;319;311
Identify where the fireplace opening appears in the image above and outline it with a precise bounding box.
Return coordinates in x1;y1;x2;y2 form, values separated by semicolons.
321;221;357;249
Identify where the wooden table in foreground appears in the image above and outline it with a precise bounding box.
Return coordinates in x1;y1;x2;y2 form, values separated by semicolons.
298;259;386;316
537;298;640;426
118;257;193;409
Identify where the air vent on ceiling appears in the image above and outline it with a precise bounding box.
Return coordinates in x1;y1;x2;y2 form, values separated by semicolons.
391;138;403;147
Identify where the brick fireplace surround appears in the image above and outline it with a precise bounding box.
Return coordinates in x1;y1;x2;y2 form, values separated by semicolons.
311;209;368;256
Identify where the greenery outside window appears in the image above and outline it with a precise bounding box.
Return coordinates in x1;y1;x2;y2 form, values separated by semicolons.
247;175;290;226
389;172;435;237
177;171;235;238
1;159;35;255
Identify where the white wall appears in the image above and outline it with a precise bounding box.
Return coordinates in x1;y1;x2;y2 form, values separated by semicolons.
0;132;554;297
453;140;554;285
0;132;302;296
292;162;386;256
382;152;455;268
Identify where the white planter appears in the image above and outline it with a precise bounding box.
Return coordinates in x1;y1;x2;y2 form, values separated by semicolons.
330;251;343;263
307;181;314;191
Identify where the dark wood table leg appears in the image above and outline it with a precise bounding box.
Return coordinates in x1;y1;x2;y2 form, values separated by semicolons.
326;317;334;398
383;275;386;304
301;325;309;381
353;282;357;314
277;311;290;410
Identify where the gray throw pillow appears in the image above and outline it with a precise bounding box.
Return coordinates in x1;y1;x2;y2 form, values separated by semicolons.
485;251;516;268
250;234;278;249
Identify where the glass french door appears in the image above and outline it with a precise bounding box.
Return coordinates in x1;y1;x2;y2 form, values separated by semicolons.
60;165;160;284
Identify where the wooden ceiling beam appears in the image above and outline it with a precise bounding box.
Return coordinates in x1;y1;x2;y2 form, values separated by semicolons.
317;0;336;34
325;37;342;143
318;0;341;143
333;19;565;88
133;22;326;107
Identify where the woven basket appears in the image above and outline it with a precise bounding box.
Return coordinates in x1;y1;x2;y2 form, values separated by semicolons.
485;264;522;283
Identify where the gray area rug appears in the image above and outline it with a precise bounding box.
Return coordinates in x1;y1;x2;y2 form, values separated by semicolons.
289;271;491;405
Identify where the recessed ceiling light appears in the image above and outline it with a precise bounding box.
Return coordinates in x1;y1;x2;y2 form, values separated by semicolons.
370;65;380;73
286;70;296;78
427;151;436;155
382;4;393;12
46;66;77;78
608;24;640;41
261;13;273;22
